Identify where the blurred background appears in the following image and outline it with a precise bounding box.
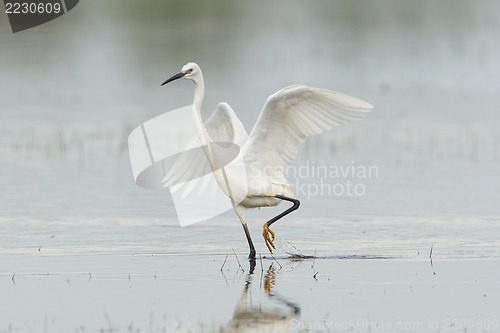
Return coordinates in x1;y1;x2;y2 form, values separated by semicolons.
1;0;499;220
2;3;500;331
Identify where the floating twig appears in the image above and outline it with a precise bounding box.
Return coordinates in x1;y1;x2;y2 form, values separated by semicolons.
232;248;244;273
430;244;435;274
429;244;434;268
259;253;264;289
269;252;282;269
312;249;318;280
220;254;229;273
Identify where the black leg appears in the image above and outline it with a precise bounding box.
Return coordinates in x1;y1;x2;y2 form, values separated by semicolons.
248;258;256;274
242;223;256;260
267;195;300;228
262;195;301;253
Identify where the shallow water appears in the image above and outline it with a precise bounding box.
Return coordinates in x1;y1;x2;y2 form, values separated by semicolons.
4;255;500;333
1;215;499;332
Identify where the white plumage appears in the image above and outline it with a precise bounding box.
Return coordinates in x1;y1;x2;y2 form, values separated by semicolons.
161;62;373;258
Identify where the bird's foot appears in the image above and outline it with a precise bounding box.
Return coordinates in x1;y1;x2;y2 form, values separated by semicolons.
262;223;276;253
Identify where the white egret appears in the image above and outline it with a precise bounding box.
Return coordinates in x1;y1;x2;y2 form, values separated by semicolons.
161;62;373;260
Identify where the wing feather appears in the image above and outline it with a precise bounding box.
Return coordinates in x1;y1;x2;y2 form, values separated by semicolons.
163;102;248;192
242;85;373;184
204;102;248;147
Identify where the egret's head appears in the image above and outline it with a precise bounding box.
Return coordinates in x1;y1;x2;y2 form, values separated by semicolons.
161;62;201;86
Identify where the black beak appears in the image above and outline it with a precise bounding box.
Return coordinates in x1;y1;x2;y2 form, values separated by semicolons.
161;72;186;86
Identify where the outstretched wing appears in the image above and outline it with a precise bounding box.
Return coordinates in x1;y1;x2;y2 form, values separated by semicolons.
163;102;248;196
204;102;248;147
242;85;373;184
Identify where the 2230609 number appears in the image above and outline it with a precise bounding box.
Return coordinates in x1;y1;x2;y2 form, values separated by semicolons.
5;2;62;14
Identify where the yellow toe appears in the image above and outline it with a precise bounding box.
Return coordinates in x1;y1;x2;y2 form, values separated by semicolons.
262;223;276;253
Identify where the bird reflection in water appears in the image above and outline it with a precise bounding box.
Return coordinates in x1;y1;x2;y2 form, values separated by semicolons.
222;261;300;333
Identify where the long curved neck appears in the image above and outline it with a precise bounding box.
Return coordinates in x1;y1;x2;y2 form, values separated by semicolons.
192;74;205;113
190;72;238;203
191;74;215;165
191;74;207;144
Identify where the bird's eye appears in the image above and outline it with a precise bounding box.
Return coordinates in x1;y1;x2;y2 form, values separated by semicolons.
188;68;193;74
